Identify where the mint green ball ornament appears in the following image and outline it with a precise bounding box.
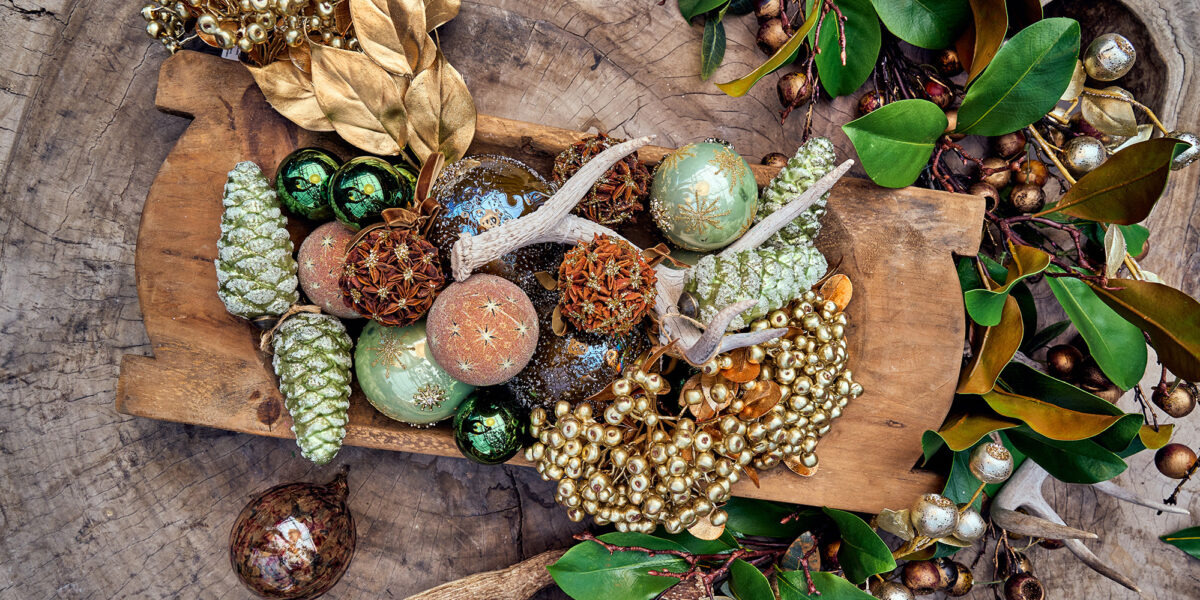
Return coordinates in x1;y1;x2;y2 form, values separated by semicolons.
328;157;414;230
275;147;341;220
650;142;758;251
355;320;473;426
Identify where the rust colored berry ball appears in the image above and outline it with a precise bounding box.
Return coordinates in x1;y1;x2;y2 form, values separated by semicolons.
558;234;657;336
298;221;361;320
427;273;539;386
339;227;443;327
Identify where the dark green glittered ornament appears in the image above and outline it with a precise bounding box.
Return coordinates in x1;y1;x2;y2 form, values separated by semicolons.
328;157;414;230
275;147;342;220
452;389;528;465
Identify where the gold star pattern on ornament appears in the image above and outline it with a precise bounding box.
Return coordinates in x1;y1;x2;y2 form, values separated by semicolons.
365;328;410;378
413;384;446;412
479;296;502;316
708;146;747;192
477;325;497;347
675;186;731;235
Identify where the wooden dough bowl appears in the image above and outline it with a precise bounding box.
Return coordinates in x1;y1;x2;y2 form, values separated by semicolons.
116;51;984;514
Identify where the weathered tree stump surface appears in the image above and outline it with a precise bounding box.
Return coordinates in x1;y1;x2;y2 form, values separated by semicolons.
0;1;1195;599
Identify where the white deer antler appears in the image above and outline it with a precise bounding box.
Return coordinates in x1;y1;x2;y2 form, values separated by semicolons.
991;460;1188;592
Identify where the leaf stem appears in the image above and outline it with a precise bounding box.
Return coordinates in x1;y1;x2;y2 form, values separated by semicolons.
1026;125;1076;185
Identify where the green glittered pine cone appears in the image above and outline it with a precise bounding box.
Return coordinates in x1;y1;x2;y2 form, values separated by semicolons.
272;312;353;465
685;245;827;331
215;161;299;322
755;137;837;249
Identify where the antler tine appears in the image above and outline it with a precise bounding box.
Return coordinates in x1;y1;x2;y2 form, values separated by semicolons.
1062;538;1140;592
663;300;788;366
450;135;655;280
1091;480;1190;514
720;159;854;256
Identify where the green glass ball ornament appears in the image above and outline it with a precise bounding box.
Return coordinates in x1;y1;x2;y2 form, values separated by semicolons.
275;147;342;220
649;142;758;251
452;389;528;465
355;320;473;426
328;157;414;230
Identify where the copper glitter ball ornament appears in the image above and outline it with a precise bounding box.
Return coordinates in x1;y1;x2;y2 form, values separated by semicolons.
338;227;443;327
298;221;361;320
426;274;540;386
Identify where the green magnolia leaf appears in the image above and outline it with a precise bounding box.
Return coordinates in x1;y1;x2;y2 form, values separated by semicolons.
822;508;896;583
996;362;1142;451
717;3;820;96
982;388;1130;441
547;533;689;600
965;0;1007;82
1044;266;1147;390
1012;280;1039;348
870;0;970;48
1006;428;1127;483
1023;319;1070;353
724;497;814;537
921;430;945;464
935;408;1021;451
701;18;727;81
679;0;728;21
656;528;739;554
943;443;985;509
955;18;1080;136
816;0;881;97
1161;527;1200;560
778;570;875;600
842;99;948;188
963;244;1050;326
1037;138;1183;224
957;295;1023;394
1086;278;1200;382
730;558;774;600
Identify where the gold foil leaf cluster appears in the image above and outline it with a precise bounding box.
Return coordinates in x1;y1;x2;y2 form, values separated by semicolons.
246;0;475;160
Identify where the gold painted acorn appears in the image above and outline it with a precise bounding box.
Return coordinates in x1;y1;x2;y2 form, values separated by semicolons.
969;442;1014;483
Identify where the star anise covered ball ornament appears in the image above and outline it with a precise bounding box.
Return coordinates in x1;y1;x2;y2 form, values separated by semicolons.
338;227;443;327
552;133;650;226
557;234;657;336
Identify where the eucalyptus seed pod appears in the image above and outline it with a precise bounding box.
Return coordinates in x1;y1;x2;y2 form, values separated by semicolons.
1009;183;1045;214
1083;33;1136;81
995;131;1026;157
980;157;1011;189
932;557;958;590
1063;136;1107;176
954;506;986;543
871;581;916;600
1004;573;1045;600
968;182;1000;211
1014;160;1048;187
969;442;1014;483
909;493;958;538
946;563;974;597
757;18;788;54
938;49;963;75
1046;344;1082;379
1155;443;1197;479
1152;383;1196;418
858;90;885;115
1168;130;1200;171
762;152;789;168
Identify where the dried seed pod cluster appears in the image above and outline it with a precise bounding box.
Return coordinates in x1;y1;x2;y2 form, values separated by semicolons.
557;234;657;336
526;290;863;532
339;227;444;327
552;133;650;226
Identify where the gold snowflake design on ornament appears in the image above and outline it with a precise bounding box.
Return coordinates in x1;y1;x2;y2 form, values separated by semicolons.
412;384;446;412
707;147;747;192
675;183;730;235
366;328;411;378
659;145;698;174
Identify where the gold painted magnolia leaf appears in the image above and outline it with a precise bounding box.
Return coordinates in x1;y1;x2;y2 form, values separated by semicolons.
424;0;460;31
351;0;433;76
405;49;476;163
245;60;335;132
289;43;312;74
310;42;408;155
1081;93;1137;137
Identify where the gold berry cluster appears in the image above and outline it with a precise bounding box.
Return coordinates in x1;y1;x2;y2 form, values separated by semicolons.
141;0;356;59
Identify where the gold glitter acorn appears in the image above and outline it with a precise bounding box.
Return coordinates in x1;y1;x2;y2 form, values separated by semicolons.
557;234;658;336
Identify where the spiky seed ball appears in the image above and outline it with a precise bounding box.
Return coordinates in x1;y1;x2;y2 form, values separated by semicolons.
552;133;650;226
339;227;443;327
557;234;657;336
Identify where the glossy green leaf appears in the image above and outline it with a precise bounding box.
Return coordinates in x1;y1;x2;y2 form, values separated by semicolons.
822;508;896;583
958;295;1023;394
679;0;728;21
1037;138;1183;224
1023;319;1070;353
1161;527;1200;560
955;18;1080;136
870;0;970;48
816;0;881;96
963;244;1050;326
842;99;948;188
943;443;985;509
935;408;1021;451
656;528;739;554
921;430;946;464
700;18;727;81
1007;428;1127;483
724;497;814;538
730;559;774;600
965;0;1007;82
778;570;875;600
548;533;688;600
1086;278;1200;383
717;3;820;97
982;388;1129;441
1044;266;1147;390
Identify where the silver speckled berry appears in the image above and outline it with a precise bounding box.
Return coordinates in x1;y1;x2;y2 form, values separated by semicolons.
1083;33;1136;81
909;493;958;539
969;442;1014;484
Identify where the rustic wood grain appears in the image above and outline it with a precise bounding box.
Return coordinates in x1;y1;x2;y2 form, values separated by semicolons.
0;1;1196;599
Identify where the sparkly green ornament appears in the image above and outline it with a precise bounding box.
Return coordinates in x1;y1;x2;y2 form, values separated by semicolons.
275;147;342;220
452;389;527;465
355;320;473;426
328;157;414;230
650;142;758;251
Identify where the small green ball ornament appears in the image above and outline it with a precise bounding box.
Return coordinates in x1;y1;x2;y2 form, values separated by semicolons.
328;157;414;230
452;390;528;465
275;147;342;220
355;320;473;426
650;142;758;251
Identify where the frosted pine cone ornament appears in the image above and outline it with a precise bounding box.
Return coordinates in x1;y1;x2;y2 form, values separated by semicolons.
272;312;353;465
754;137;837;249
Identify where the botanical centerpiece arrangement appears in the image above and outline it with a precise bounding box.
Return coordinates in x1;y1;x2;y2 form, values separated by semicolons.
135;1;1200;599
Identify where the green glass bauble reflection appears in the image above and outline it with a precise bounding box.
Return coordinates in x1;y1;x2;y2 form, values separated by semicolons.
649;142;758;251
355;320;473;426
452;389;528;465
275;147;342;220
328;157;414;230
